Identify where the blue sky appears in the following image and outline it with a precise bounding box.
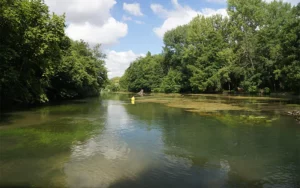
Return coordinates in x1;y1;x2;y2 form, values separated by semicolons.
110;0;228;54
44;0;298;78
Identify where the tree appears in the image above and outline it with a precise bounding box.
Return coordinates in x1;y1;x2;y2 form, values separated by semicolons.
0;0;69;104
0;0;108;106
120;54;164;92
48;41;107;99
120;0;300;94
105;77;121;92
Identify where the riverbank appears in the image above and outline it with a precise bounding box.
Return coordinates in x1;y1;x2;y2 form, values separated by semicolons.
0;95;99;114
286;110;300;122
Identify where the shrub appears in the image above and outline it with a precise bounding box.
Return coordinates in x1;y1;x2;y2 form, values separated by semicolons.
248;86;258;94
264;87;271;94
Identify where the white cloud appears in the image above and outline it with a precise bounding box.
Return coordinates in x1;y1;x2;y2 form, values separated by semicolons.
264;0;299;5
45;0;116;25
151;0;227;38
66;18;127;45
105;50;145;78
123;3;143;16
44;0;128;45
122;16;145;25
150;4;169;18
122;15;132;21
171;0;180;8
202;8;228;17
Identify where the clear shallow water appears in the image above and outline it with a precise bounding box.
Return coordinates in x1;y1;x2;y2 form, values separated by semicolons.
0;94;300;187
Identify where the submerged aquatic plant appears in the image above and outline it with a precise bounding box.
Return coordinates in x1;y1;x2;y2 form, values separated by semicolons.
216;114;278;127
137;95;247;113
135;93;289;126
0;118;103;158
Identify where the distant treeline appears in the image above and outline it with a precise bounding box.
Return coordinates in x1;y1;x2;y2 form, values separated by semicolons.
0;0;108;106
119;0;300;94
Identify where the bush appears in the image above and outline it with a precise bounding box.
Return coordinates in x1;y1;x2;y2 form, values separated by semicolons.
160;69;182;93
248;86;258;94
152;88;162;93
264;87;271;94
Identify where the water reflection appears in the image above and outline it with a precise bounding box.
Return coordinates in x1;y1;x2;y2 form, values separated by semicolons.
122;99;300;187
1;94;300;187
64;100;151;187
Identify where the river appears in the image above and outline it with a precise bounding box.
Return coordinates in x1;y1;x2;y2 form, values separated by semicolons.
0;93;299;187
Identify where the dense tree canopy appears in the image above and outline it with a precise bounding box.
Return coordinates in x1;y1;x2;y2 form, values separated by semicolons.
48;41;107;100
121;0;300;94
0;0;108;106
120;52;164;92
104;77;121;92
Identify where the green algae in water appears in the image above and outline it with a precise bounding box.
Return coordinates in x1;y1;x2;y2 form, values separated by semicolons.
138;97;246;113
0;117;104;187
216;114;279;127
1;94;300;187
0;118;103;154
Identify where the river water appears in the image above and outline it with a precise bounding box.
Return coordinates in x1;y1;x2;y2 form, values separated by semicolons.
0;93;299;187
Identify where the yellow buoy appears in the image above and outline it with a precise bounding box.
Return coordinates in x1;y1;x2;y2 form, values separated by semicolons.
131;96;135;104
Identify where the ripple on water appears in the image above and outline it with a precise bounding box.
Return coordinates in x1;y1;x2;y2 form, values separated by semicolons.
262;164;299;188
1;95;300;188
64;120;151;187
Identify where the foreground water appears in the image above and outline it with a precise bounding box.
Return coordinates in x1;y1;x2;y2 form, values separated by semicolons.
0;93;299;187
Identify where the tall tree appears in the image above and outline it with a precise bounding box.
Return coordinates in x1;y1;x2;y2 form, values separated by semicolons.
0;0;69;104
48;41;108;99
121;54;164;92
0;0;108;107
120;0;300;94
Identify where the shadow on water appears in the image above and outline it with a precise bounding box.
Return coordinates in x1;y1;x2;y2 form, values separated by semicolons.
108;167;221;188
0;97;105;129
108;167;283;188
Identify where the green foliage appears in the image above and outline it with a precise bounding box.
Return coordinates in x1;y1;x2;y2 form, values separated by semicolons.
121;1;300;95
264;87;271;94
0;0;108;106
105;77;121;92
120;53;164;92
160;69;182;93
152;88;162;93
48;41;107;99
248;86;258;94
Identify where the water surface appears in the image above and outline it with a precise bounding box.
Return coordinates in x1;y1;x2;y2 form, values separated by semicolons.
0;94;300;187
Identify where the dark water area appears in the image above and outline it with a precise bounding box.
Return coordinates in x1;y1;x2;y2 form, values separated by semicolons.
0;93;299;187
